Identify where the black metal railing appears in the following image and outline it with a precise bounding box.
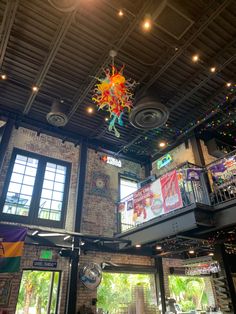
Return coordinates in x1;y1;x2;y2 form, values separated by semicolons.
117;152;236;233
118;162;210;233
207;150;236;205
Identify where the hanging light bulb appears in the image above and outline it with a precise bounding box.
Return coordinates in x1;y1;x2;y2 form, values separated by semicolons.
118;9;124;17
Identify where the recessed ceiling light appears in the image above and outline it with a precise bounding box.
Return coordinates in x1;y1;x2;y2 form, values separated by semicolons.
208;252;214;256
189;250;195;254
135;244;141;248
142;19;152;31
210;67;216;73
159;142;166;148
1;74;7;80
87;107;93;114
226;82;232;87
105;117;109;121
156;245;162;250
32;85;39;92
118;9;124;17
192;54;199;62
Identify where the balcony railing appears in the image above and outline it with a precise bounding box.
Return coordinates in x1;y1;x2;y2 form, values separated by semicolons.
117;162;210;233
117;151;236;233
207;150;236;205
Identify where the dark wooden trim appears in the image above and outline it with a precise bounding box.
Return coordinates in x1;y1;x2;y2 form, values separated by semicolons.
65;246;80;314
0;148;71;229
190;135;206;166
144;157;152;178
74;140;87;232
0;119;14;172
0;109;146;163
220;245;236;312
156;257;166;313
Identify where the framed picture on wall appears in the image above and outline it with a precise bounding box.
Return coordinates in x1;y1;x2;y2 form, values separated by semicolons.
0;279;11;306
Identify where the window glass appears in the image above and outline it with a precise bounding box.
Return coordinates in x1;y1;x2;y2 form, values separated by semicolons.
120;177;138;199
38;163;67;221
1;151;69;227
97;273;159;313
3;154;38;216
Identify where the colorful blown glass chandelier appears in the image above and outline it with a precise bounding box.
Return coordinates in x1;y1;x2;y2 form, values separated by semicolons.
92;51;137;137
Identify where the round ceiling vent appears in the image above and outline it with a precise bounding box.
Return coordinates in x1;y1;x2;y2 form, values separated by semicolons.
129;96;169;130
48;0;79;12
46;100;68;127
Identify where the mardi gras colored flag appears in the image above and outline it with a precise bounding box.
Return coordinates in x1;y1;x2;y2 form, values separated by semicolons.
0;225;27;273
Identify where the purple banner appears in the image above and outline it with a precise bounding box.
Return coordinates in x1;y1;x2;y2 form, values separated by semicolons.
186;168;202;181
0;225;27;242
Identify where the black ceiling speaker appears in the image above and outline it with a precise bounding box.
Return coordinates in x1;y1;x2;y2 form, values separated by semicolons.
46;100;68;127
129;94;169;130
48;0;79;12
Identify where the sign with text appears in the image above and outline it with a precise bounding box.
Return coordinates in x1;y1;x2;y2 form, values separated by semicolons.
119;170;182;226
160;170;183;213
100;155;122;167
33;260;57;268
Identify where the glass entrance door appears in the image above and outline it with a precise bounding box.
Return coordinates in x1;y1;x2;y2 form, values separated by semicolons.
16;270;60;314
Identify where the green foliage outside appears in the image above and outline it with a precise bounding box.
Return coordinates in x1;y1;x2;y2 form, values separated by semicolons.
168;275;208;312
97;273;157;313
16;270;59;314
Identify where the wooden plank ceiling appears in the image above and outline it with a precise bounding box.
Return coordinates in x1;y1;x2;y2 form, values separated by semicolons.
0;0;236;162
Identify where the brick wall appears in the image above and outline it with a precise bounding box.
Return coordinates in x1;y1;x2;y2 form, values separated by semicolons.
0;244;70;314
77;251;154;312
0;127;80;231
200;140;217;165
81;149;145;237
151;140;195;177
0;245;154;314
0;127;150;314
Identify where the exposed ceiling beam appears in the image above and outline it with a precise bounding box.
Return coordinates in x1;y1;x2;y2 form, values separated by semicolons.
66;0;162;121
151;82;236;160
0;0;19;68
0;107;146;163
168;53;236;115
109;0;232;157
142;0;232;93
23;10;75;115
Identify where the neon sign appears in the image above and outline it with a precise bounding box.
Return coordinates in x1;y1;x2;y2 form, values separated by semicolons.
157;153;172;169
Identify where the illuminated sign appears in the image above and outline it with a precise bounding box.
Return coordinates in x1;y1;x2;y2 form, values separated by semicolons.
40;249;53;260
157;153;172;169
101;155;122;168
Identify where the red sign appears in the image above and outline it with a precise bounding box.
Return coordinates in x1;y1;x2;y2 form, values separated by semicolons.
133;185;153;221
160;170;183;213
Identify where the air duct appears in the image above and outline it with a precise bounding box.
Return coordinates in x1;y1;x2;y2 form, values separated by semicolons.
129;94;169;130
46;100;68;127
48;0;79;12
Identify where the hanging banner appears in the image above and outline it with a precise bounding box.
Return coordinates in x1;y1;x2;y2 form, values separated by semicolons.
186;168;202;181
0;225;27;273
119;170;182;225
160;170;183;213
209;155;236;189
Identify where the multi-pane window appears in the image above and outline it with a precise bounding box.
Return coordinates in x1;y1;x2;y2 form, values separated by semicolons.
0;149;71;228
39;163;66;221
120;177;138;200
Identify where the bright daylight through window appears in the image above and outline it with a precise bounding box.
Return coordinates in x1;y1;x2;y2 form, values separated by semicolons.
120;177;138;199
1;150;70;227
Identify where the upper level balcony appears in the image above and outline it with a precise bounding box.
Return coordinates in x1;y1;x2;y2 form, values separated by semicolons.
117;150;236;245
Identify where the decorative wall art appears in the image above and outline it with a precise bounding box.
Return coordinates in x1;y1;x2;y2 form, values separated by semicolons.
0;279;11;306
90;172;110;197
